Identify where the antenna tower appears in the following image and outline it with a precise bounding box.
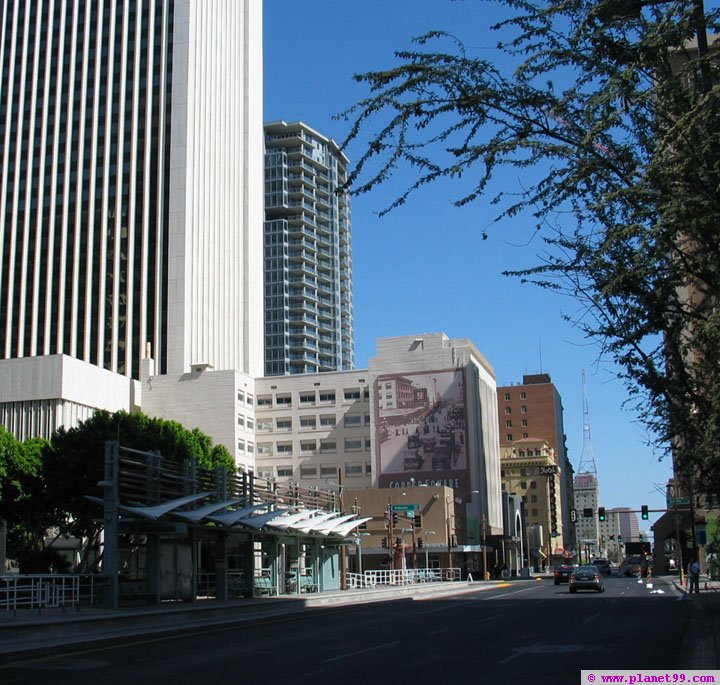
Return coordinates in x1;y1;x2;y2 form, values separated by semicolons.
577;369;598;475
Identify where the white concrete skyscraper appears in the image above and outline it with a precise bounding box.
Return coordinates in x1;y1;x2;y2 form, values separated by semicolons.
263;121;354;376
0;0;264;380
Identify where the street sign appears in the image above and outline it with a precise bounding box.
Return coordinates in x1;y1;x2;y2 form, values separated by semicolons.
668;497;690;507
539;465;559;475
391;504;419;512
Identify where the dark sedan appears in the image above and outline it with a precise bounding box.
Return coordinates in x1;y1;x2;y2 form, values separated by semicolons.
569;565;605;593
553;564;575;585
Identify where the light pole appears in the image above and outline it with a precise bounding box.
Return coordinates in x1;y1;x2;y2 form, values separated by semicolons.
424;530;436;569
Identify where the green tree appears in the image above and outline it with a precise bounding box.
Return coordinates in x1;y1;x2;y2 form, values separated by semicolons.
340;0;720;495
41;411;235;571
0;428;49;562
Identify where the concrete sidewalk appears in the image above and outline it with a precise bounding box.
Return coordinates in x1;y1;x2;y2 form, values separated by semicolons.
0;578;512;663
673;574;720;669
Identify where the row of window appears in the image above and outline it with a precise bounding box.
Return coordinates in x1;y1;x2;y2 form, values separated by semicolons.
504;406;527;414
255;413;369;432
254;388;368;408
256;437;371;456
503;391;527;401
273;462;371;479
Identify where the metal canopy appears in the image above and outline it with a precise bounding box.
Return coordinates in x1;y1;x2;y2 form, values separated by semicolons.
85;492;213;520
237;508;291;529
206;503;270;526
290;511;343;533
171;498;246;523
328;517;373;538
266;509;322;530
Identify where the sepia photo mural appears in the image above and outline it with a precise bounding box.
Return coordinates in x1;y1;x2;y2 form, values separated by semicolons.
375;368;470;491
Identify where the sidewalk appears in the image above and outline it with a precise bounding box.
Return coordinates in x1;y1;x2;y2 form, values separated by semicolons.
673;574;720;669
0;578;511;663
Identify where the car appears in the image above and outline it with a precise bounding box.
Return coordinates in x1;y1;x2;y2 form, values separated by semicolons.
402;448;424;470
553;563;574;585
569;565;605;593
590;558;611;576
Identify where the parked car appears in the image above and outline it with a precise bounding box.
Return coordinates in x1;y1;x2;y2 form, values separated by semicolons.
590;558;611;576
553;563;575;585
569;565;605;593
403;449;424;471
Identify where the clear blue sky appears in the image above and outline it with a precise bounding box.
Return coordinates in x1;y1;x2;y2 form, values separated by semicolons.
264;0;675;521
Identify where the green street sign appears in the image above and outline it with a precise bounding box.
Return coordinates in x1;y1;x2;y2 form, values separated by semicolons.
391;504;419;512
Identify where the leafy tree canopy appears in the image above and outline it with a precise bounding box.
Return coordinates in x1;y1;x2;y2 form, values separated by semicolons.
340;0;720;496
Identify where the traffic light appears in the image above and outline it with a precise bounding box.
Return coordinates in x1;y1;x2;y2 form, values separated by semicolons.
618;535;623;544
413;514;423;529
417;538;424;549
598;507;606;522
381;537;388;548
392;512;399;526
639;534;644;542
583;507;593;518
641;505;649;520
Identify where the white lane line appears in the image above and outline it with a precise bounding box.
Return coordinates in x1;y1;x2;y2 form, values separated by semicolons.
582;611;603;623
323;640;401;663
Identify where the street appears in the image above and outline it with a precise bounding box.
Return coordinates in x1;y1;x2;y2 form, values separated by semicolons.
0;575;691;685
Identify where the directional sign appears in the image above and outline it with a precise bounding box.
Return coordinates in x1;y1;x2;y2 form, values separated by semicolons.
391;504;419;512
668;497;690;507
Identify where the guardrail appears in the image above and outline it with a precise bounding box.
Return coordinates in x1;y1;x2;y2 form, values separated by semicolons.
0;574;110;612
345;568;462;589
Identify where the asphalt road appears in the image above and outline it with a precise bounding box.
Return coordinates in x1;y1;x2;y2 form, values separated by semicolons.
0;575;691;685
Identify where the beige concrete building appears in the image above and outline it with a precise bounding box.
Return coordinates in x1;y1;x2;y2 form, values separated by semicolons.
501;438;566;566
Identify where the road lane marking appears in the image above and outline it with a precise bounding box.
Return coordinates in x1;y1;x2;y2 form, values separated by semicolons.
582;611;603;623
323;640;401;663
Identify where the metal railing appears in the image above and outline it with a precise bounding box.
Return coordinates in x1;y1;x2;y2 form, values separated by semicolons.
0;574;110;612
345;568;462;589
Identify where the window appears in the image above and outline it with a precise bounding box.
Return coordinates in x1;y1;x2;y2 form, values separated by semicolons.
344;415;362;427
320;464;337;477
257;419;272;431
364;414;371;426
276;418;292;431
276;442;293;454
530;481;537;489
300;466;317;478
299;392;315;405
531;495;538;503
344;389;360;401
522;419;528;427
523;433;529;439
257;442;273;456
319;391;335;403
277;466;293;478
257;396;272;407
237;439;245;453
300;440;316;453
504;393;510;401
507;434;513;441
320;440;336;453
520;392;527;400
531;508;539;517
246;394;254;406
520;481;527;489
237;415;245;428
504;407;511;414
345;463;363;476
505;420;512;428
237;391;245;403
276;395;292;407
246;417;254;430
320;415;336;427
345;438;362;451
300;416;317;430
365;438;372;450
520;406;527;413
247;442;254;454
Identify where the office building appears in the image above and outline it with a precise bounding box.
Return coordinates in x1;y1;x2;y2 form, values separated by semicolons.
0;0;264;440
0;0;264;382
263;121;354;376
497;373;575;551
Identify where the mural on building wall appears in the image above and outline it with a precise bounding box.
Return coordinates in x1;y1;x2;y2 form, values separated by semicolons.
375;369;470;491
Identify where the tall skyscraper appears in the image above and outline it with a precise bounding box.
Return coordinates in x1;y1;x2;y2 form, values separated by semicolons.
0;0;264;380
263;121;354;376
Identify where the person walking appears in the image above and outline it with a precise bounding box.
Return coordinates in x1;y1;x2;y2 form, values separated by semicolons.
688;558;701;594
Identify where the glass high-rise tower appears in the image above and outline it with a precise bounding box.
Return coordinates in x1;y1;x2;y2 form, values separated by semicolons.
0;0;264;380
263;121;354;376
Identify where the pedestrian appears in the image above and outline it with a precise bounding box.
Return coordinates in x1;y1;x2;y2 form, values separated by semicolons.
688;559;701;594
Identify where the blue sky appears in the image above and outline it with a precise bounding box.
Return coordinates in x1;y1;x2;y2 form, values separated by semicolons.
263;0;675;521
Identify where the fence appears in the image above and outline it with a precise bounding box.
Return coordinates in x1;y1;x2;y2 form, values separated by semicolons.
0;574;109;612
345;567;462;589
